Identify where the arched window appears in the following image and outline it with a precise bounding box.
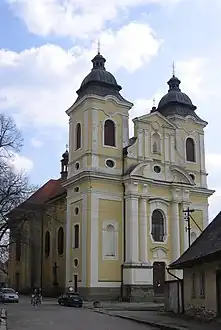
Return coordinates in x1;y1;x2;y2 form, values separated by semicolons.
74;224;79;249
76;123;81;150
57;227;64;255
104;120;115;147
45;231;50;257
186;137;195;162
15;239;21;261
105;224;116;256
152;133;161;154
151;210;165;242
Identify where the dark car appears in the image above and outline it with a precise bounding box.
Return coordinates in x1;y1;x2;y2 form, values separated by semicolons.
58;292;83;307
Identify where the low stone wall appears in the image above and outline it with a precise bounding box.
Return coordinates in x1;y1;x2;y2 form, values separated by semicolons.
0;309;7;330
185;304;216;320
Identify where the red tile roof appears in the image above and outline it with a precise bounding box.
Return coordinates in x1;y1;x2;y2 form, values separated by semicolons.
8;178;66;216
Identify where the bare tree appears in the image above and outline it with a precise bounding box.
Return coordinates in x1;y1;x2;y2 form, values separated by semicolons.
0;113;35;271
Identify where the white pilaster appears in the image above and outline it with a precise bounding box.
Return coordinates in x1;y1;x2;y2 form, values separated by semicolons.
81;194;87;287
170;134;175;163
65;204;72;286
164;133;170;162
171;201;181;261
123;115;129;148
199;133;207;187
139;197;148;263
90;193;99;287
125;196;139;263
91;109;98;168
137;129;143;159
144;129;149;159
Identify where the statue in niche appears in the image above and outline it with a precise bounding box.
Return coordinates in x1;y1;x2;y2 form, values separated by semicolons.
152;133;161;154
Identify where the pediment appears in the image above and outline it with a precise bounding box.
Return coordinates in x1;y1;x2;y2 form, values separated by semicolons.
129;162;194;185
138;111;176;129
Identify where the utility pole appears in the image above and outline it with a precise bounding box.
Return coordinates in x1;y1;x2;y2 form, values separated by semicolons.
183;207;195;247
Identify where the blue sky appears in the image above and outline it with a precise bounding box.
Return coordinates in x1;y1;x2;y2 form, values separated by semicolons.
0;0;221;219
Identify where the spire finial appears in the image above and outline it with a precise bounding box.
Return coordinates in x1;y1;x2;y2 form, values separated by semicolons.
172;61;175;77
66;144;68;150
153;98;156;107
97;38;100;54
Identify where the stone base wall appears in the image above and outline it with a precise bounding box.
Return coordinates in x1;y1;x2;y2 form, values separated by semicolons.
185;304;216;320
76;285;155;302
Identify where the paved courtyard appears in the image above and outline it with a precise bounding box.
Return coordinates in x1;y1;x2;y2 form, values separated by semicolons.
5;297;158;330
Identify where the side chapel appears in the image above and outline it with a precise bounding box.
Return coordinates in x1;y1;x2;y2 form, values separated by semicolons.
63;50;214;299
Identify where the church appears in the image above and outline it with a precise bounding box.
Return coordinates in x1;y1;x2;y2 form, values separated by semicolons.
63;50;214;300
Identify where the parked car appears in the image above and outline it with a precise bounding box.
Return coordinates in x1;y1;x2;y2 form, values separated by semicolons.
58;292;83;307
0;288;19;303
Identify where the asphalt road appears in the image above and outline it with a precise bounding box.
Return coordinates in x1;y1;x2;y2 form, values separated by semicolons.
5;297;157;330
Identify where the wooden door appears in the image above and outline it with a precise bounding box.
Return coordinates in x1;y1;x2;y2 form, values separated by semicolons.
153;262;165;295
216;271;221;315
74;275;78;292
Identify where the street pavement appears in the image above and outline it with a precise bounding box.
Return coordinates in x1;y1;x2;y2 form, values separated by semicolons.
5;297;158;330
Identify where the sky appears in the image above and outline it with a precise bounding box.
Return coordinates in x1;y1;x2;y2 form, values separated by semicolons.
0;0;221;220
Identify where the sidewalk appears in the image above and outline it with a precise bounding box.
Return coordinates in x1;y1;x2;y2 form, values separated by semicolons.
83;301;164;311
86;304;221;330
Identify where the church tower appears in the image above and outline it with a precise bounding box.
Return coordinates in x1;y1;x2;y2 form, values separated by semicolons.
64;50;133;298
64;52;214;299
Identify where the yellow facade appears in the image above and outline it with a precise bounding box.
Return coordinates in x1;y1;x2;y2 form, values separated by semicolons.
63;52;214;300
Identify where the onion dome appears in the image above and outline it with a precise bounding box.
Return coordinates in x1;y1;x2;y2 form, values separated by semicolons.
74;50;128;104
155;74;201;119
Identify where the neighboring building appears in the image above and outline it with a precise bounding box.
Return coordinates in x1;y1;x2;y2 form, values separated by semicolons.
8;151;68;296
63;50;214;300
169;211;221;319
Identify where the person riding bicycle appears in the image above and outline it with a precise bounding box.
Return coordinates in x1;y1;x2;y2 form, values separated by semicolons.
31;288;42;304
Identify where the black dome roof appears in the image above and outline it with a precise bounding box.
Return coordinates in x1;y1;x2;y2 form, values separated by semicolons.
157;75;197;113
74;52;127;104
80;54;120;90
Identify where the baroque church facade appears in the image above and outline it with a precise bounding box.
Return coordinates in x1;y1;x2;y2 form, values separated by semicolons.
64;51;214;299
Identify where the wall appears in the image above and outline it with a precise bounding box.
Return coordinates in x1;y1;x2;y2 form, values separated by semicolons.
183;261;220;319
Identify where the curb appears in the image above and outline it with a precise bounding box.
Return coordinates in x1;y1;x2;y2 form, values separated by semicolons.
92;309;187;330
0;309;7;330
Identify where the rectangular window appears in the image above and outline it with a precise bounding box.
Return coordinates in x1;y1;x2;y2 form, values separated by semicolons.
74;225;79;249
191;273;196;297
199;271;205;297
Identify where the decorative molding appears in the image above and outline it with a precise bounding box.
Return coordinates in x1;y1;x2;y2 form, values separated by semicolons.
90;193;99;286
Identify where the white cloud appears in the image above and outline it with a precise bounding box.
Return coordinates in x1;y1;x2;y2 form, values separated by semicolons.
30;138;43;148
0;22;161;128
7;0;183;38
9;153;34;172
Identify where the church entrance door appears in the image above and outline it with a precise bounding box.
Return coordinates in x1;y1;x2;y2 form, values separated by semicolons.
153;262;165;295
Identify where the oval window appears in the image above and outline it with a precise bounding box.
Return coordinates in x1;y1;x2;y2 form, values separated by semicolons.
106;159;115;168
154;165;161;173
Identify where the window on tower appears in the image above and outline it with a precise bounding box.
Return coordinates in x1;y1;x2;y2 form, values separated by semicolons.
15;239;21;261
104;119;116;147
151;209;165;242
76;123;81;150
186;137;195;162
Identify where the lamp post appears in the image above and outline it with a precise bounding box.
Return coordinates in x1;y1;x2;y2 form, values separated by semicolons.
183;207;203;247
